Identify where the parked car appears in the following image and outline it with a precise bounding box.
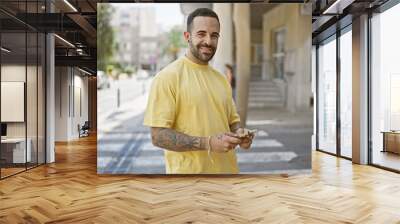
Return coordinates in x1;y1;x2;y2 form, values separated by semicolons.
97;71;110;89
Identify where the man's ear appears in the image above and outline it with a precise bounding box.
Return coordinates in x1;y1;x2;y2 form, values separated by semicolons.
183;31;190;42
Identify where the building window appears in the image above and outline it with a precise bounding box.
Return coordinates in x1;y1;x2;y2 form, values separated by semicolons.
273;28;286;80
340;28;352;158
317;35;337;155
371;3;400;171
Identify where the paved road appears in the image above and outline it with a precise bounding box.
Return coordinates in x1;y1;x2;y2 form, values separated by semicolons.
97;93;313;174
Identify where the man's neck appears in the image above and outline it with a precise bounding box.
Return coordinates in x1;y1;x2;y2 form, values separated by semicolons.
185;52;208;65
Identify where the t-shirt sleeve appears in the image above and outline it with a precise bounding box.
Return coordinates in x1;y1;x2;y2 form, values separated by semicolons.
143;75;176;128
228;95;241;126
219;72;240;126
228;82;240;125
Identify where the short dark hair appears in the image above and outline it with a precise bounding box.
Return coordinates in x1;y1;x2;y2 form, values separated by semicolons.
225;64;233;71
187;8;220;32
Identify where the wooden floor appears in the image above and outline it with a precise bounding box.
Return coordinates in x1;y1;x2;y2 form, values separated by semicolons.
373;151;400;171
1;167;26;178
1;163;44;178
1;135;400;223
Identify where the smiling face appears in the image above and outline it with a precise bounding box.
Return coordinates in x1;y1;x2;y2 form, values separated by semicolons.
184;16;220;65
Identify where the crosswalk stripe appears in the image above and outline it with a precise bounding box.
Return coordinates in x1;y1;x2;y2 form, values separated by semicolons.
251;139;283;147
237;151;297;163
256;130;269;137
122;151;297;168
247;119;280;125
139;137;282;151
132;156;165;167
98;132;295;173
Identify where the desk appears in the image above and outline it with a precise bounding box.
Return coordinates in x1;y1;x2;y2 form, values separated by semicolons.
1;138;31;163
382;131;400;154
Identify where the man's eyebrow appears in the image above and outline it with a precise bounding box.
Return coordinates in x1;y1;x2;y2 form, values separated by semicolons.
196;30;220;36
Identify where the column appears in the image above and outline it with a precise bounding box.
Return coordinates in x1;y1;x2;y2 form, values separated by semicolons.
212;3;233;75
233;4;251;127
352;14;369;164
46;28;55;163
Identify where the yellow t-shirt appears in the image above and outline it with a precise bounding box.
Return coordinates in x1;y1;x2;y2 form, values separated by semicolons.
143;56;241;174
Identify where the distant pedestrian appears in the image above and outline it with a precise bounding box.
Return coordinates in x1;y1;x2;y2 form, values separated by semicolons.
225;64;236;100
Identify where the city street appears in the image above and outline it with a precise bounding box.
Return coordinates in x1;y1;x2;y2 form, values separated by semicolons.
97;77;313;174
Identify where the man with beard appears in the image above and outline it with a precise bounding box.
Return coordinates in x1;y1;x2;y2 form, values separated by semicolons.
143;8;254;174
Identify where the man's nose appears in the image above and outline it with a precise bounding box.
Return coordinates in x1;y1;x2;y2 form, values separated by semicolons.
204;34;212;45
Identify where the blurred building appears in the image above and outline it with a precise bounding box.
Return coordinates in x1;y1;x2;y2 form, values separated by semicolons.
111;6;158;72
180;3;312;126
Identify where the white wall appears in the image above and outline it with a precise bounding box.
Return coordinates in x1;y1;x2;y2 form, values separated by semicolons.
72;73;89;138
1;82;25;122
1;63;46;164
1;66;26;129
74;74;89;123
55;66;69;141
55;67;89;141
1;65;30;137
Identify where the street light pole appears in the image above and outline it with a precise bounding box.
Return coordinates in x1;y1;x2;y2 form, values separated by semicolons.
117;88;120;108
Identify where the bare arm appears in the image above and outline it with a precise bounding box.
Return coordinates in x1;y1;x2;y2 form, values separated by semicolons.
151;127;207;152
230;122;241;133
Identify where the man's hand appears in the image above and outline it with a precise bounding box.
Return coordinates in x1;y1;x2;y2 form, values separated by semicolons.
210;133;242;153
235;128;255;150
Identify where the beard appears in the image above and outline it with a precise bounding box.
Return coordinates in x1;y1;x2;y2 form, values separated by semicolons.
188;39;216;63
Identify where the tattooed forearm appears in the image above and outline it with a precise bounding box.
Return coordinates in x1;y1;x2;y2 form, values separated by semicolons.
151;127;207;152
230;122;241;133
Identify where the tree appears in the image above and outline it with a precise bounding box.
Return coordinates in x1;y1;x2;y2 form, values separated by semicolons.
162;26;186;61
97;4;116;73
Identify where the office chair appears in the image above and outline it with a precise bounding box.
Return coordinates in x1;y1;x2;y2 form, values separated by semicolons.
79;121;90;138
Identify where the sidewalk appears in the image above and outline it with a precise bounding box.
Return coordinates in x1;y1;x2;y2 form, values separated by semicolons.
97;77;152;139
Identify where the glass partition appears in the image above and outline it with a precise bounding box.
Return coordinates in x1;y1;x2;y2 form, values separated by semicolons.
1;28;28;178
0;1;46;179
339;28;352;158
317;35;337;155
38;32;45;165
371;3;400;171
27;30;38;169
